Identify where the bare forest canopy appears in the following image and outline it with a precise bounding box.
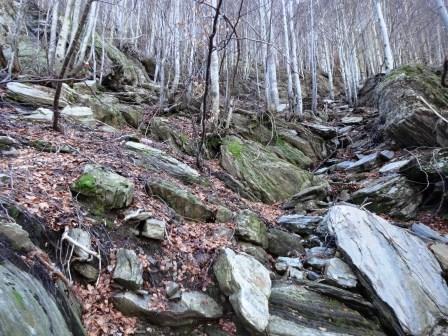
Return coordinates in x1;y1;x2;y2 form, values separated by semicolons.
1;0;448;115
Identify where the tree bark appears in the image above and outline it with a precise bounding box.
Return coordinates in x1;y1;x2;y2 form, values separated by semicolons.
374;0;394;72
435;0;448;31
209;0;220;127
53;0;96;131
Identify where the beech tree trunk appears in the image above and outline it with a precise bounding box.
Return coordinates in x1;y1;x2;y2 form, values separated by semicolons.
53;0;96;131
435;0;448;31
209;0;220;127
375;0;394;72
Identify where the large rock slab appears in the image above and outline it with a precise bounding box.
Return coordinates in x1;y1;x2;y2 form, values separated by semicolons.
375;65;448;147
220;136;323;203
6;82;69;107
113;290;222;326
0;260;73;336
146;179;214;221
323;204;448;335
71;164;134;210
268;281;384;336
213;248;271;333
125;141;203;184
350;175;421;219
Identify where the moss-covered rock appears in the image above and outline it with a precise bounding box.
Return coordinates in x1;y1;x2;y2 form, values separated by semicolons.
267;228;304;257
220;136;324;204
146;179;214;221
375;64;448;147
0;261;74;336
270;138;313;169
150;117;195;155
118;104;146;128
78;94;125;127
71;164;134;210
95;37;149;90
235;210;268;248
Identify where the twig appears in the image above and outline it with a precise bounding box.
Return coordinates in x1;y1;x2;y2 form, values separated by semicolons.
417;95;448;124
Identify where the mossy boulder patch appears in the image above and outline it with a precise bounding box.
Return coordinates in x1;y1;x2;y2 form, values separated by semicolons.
220;136;323;203
146;179;214;221
71;164;134;210
375;64;448;147
235;210;268;248
270;138;313;169
150;117;195;155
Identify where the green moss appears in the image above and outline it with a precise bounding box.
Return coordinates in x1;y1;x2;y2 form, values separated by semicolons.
12;289;25;309
227;140;243;158
73;174;96;193
7;206;20;220
178;133;189;146
382;64;448;107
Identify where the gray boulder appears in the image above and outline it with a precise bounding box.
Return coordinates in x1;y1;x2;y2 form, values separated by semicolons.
238;242;271;266
0;218;34;252
268;281;384;336
213;248;271;333
375;65;448;147
125;141;203;184
139;218;166;240
277;214;323;235
113;248;143;290
267;228;304;256
71;164;134;210
430;243;448;273
113;290;222;326
274;257;303;273
6;82;70;107
351;175;421;219
146;179;214;221
323;204;448;335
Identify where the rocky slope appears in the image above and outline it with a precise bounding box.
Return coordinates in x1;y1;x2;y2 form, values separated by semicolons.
1;58;448;336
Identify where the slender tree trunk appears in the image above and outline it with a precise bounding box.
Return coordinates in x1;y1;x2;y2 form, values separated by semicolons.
281;0;293;116
48;0;59;72
287;0;303;119
374;0;394;72
310;0;318;114
435;0;448;31
197;0;223;169
171;0;181;96
324;39;334;100
73;1;97;70
55;0;75;69
53;0;96;131
69;0;82;48
265;1;279;112
187;7;196;102
209;0;220;127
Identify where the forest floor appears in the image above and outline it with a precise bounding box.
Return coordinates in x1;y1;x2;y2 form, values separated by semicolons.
0;104;281;335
